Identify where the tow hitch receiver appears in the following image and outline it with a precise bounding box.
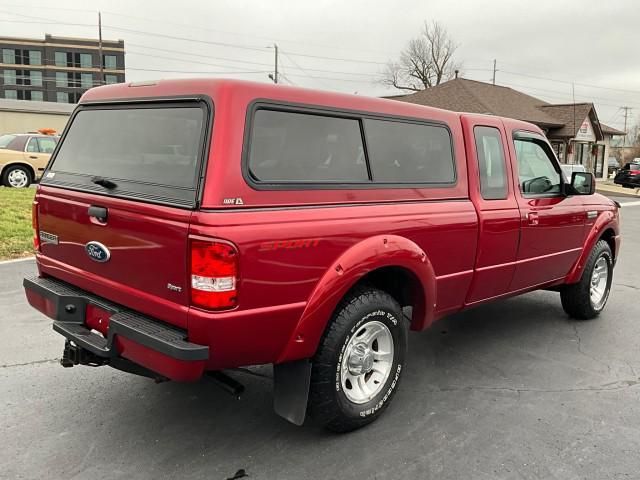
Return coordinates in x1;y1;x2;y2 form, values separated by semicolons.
61;340;108;368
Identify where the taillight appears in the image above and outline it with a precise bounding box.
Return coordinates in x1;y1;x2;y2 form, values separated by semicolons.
32;200;40;252
190;240;238;310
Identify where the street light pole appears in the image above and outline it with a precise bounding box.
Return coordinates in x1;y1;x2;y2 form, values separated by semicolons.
98;11;104;85
273;43;278;84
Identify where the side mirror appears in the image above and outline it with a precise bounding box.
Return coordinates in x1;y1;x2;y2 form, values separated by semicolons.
570;171;595;195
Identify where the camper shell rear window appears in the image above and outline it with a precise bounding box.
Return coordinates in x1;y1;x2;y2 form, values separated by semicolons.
42;100;210;208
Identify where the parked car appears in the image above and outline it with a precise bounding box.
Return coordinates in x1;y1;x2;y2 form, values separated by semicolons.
560;163;587;183
0;133;59;188
608;156;620;177
23;79;620;432
613;160;640;188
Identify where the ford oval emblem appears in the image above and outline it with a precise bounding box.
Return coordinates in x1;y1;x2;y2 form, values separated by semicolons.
85;241;111;263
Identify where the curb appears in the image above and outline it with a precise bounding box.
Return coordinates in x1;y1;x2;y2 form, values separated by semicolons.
0;256;35;265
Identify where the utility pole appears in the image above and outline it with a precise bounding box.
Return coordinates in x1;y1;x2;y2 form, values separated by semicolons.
622;106;632;146
98;11;104;85
492;59;496;85
268;43;278;84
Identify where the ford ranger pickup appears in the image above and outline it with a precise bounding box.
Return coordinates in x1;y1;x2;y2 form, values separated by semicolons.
23;79;620;432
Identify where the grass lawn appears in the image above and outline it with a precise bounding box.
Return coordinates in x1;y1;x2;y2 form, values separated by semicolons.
0;187;35;260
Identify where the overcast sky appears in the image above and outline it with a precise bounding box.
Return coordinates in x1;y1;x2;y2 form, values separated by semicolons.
2;0;639;129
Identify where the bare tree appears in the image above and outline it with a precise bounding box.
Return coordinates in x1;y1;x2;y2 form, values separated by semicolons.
382;21;461;92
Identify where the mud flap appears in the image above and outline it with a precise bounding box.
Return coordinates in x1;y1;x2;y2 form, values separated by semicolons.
273;359;312;426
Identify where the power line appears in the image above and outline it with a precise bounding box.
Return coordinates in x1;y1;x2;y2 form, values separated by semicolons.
0;3;97;14
499;69;640;95
279;50;387;65
126;43;274;68
0;18;94;27
101;10;398;57
126;67;268;75
127;43;386;78
3;6;638;98
280;49;333;89
497;81;640;108
126;50;271;71
104;24;391;67
102;24;269;52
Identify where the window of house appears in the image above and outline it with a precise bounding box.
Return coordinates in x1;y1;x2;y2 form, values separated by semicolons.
56;91;69;103
514;136;562;195
55;51;68;67
4;89;17;99
2;49;15;64
3;70;17;85
29;50;42;65
30;90;43;101
474;126;508;200
364;119;455;183
29;71;43;87
55;72;67;88
248;109;368;183
80;53;92;68
104;74;118;84
81;73;93;88
104;55;117;69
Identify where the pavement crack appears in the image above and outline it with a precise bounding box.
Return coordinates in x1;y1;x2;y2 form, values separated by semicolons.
615;283;640;291
571;323;613;374
412;379;640;395
0;358;58;369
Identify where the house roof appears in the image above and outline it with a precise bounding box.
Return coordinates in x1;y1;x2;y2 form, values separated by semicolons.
538;103;603;139
392;78;626;140
601;123;626;136
395;78;564;127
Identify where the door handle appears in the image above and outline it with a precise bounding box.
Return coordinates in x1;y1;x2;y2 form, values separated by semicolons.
29;155;38;159
527;212;539;226
88;205;108;224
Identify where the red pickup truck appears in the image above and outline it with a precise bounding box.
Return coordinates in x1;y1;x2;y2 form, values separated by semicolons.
24;79;620;432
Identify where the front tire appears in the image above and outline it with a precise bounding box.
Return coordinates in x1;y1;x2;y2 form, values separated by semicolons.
561;240;613;320
308;288;408;432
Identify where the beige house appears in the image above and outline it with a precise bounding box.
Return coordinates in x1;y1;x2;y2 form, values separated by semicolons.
391;78;625;179
0;98;73;136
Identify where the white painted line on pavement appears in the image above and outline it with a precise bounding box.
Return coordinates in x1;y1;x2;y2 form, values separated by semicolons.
0;256;35;265
620;201;640;207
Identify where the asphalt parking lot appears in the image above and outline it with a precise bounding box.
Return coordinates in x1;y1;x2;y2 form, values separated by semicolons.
1;198;639;480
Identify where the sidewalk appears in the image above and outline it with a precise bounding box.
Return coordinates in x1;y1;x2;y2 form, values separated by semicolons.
596;179;640;198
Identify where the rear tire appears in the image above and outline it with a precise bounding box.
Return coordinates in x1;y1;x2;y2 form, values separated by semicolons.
2;165;32;188
561;240;613;320
308;287;408;432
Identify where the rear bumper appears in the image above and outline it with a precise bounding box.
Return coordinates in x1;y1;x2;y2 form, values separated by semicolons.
23;276;208;381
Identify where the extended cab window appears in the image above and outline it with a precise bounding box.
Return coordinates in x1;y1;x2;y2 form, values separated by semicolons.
46;103;207;207
474;126;508;200
364;119;454;183
514;136;562;195
248;109;368;182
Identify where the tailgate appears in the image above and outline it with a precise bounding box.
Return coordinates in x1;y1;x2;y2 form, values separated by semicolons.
35;99;211;329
